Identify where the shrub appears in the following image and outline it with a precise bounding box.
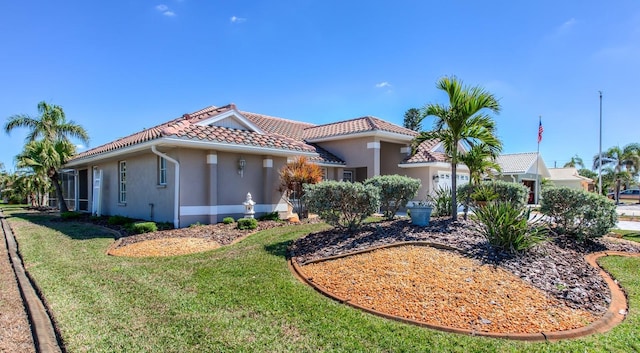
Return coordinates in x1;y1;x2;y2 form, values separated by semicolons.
108;215;133;226
304;181;380;231
156;222;174;230
364;175;421;220
222;217;235;224
458;180;528;209
258;212;280;221
61;211;82;220
429;186;453;217
540;187;617;241
128;221;158;234
237;217;258;230
472;202;548;253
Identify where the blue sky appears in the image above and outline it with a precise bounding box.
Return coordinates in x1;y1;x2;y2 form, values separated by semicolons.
1;1;639;171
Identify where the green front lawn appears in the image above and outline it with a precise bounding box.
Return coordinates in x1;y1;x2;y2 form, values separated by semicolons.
5;209;640;352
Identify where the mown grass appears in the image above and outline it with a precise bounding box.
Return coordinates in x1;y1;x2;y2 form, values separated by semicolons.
610;229;640;243
4;208;640;352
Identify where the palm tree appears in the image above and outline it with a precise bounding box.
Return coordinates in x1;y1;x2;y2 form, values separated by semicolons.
414;76;501;220
593;143;640;202
16;139;75;211
563;155;584;169
5;101;89;212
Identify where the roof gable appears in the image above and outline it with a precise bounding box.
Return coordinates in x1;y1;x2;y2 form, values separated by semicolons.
193;105;264;133
303;116;417;141
495;152;550;177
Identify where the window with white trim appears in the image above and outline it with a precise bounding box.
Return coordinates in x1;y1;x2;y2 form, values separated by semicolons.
321;167;328;180
118;161;127;203
158;157;167;185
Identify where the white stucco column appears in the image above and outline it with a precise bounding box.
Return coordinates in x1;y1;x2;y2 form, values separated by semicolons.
207;152;218;223
367;141;381;177
263;157;274;211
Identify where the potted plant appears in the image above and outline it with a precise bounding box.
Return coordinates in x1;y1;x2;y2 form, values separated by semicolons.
407;199;434;226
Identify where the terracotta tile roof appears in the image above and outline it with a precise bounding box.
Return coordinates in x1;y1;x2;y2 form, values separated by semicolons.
241;111;315;140
306;143;345;165
302;116;418;140
401;139;448;164
69;104;315;161
548;168;593;182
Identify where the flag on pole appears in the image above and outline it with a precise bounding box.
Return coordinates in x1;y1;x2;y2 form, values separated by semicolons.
537;117;544;143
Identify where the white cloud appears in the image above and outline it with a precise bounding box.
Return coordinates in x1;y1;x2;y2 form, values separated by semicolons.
156;4;176;16
230;16;247;23
75;144;86;150
557;18;577;34
375;81;391;88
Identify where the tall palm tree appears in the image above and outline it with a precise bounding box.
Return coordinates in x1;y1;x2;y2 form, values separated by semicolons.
5;101;89;212
593;143;640;202
414;76;501;220
16;139;75;211
563;154;584;169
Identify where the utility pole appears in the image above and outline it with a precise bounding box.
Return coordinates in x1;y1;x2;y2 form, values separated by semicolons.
598;91;603;195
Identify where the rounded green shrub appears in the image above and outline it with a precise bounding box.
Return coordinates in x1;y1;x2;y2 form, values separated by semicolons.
540;187;617;241
458;180;528;209
237;218;258;230
222;217;235;224
303;180;380;231
129;221;158;234
364;174;421;220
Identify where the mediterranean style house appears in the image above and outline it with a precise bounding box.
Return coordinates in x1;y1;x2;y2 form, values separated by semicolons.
61;103;469;227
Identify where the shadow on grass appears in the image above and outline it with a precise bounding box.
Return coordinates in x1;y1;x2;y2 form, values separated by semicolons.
2;209;116;241
264;240;292;258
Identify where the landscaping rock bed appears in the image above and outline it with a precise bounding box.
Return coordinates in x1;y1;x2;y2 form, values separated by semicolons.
289;218;640;317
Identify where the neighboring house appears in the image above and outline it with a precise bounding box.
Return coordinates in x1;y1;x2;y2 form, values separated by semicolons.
493;152;550;204
548;167;594;192
63;103;457;227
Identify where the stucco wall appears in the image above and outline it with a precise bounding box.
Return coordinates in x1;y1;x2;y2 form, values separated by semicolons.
92;152;175;223
316;137;375;177
380;141;409;176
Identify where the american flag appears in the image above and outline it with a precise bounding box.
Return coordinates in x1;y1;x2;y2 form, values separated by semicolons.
537;118;544;143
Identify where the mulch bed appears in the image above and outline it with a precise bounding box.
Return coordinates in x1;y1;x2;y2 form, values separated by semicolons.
107;220;287;257
289;218;640;318
299;245;596;333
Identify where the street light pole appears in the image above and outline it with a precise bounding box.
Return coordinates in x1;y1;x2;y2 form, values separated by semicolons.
598;91;603;195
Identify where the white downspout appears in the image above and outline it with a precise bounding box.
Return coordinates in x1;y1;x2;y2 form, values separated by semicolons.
151;145;180;228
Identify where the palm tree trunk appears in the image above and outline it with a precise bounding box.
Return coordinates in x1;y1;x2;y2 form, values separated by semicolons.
451;162;458;221
50;169;69;213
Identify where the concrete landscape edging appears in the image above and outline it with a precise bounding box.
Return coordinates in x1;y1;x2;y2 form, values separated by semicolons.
1;213;62;353
289;241;640;342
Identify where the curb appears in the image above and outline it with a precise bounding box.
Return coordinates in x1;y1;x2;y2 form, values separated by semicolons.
289;241;640;342
1;213;62;353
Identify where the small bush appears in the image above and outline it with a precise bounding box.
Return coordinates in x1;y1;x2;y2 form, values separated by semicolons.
473;202;548;253
61;211;82;220
459;181;528;209
108;215;133;226
258;212;280;221
222;217;235;224
540;187;617;241
128;221;158;234
429;186;453;217
364;175;421;220
304;181;380;231
237;218;258;230
156;222;174;230
189;222;203;228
